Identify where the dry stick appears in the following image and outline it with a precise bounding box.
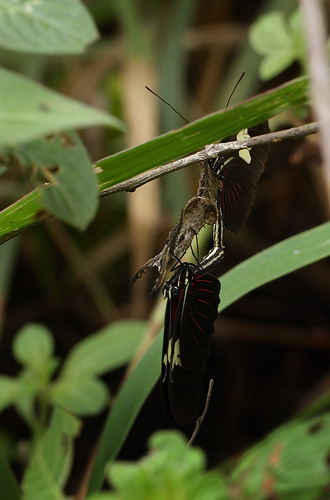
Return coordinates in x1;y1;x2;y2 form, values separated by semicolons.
299;0;330;208
99;122;319;197
187;379;214;447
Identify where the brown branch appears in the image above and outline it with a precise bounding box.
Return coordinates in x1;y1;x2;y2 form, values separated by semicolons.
100;122;319;197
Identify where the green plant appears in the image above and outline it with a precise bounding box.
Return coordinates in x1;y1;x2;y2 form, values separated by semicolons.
249;9;308;80
1;1;330;499
0;321;146;434
86;417;330;500
0;0;124;232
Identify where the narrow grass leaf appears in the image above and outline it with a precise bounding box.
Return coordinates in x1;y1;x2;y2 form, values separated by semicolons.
87;334;162;493
219;222;330;311
0;451;21;500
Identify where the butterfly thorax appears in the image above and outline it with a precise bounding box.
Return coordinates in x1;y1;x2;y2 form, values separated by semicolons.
196;162;222;205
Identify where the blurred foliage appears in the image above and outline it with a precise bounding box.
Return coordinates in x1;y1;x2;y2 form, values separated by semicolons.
0;320;146;426
250;9;308;80
87;420;330;500
22;407;81;500
231;414;330;500
0;0;99;54
104;431;227;500
5;132;99;230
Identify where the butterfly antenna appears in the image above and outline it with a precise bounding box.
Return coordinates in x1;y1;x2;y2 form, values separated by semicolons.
145;86;189;124
225;72;245;109
169;251;184;271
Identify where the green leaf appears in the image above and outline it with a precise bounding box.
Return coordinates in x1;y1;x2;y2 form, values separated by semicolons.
14;374;37;427
41;134;98;229
96;76;309;190
297;387;330;419
0;450;21;500
88;334;162;494
0;0;99;54
0;67;125;147
249;9;307;80
86;495;113;500
22;406;81;500
289;8;304;39
249;12;296;80
13;132;98;229
50;376;108;416
259;50;296;81
13;323;54;369
289;9;307;63
61;320;147;379
0;239;19;296
0;376;20;411
0;76;309;245
219;222;330;312
231;414;330;500
50;320;147;418
250;11;293;55
106;431;227;500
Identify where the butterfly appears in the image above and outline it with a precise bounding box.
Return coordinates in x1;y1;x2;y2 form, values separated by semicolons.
161;262;220;426
132;122;270;292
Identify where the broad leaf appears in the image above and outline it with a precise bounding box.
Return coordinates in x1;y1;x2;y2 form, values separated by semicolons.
231;414;330;500
51;376;108;416
50;320;147;416
0;67;124;147
249;10;307;80
61;320;147;379
13;132;98;229
0;376;20;412
22;407;81;500
0;0;99;54
13;323;54;369
107;431;227;500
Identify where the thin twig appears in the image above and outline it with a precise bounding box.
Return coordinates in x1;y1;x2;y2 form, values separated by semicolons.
99;122;319;197
0;122;319;248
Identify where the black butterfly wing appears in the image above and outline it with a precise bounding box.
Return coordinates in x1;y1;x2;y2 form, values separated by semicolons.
179;271;220;368
221;121;270;232
161;274;186;422
162;267;220;426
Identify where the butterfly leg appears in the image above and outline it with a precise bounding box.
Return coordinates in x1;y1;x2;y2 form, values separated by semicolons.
200;203;225;271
